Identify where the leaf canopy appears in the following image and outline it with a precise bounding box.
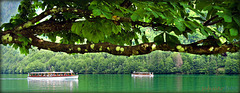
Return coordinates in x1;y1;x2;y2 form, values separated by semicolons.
0;0;240;56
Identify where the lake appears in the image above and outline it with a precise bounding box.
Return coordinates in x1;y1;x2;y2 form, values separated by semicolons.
0;74;239;92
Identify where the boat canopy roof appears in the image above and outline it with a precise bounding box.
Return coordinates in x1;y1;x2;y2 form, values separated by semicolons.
29;72;74;74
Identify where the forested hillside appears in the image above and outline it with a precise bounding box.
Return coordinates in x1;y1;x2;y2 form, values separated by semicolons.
1;44;239;74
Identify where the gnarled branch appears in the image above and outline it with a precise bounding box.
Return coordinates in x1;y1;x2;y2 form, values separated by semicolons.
1;32;239;56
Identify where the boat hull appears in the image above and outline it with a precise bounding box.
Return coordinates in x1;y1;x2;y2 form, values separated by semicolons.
131;74;154;77
27;75;78;80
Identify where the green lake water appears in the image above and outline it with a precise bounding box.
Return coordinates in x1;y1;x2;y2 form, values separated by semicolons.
0;74;239;92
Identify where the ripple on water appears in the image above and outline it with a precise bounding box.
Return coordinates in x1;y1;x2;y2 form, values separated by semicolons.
0;78;27;80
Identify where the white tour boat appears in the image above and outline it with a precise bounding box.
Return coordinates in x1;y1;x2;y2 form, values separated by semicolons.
131;71;154;77
27;70;78;80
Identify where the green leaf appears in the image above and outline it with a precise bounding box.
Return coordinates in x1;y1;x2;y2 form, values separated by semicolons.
166;16;174;24
213;6;223;10
1;23;14;31
203;5;212;11
223;14;232;22
229;28;238;36
206;8;217;20
154;33;164;45
200;28;209;37
174;20;186;31
90;0;98;6
71;22;83;36
156;12;166;19
166;26;173;32
188;7;205;16
18;36;31;46
133;28;141;34
142;35;149;43
75;23;83;35
184;21;196;32
92;9;102;16
12;44;19;49
71;23;78;33
101;5;111;13
218;10;232;23
179;2;189;8
19;47;28;56
233;15;240;26
204;27;217;38
122;22;131;31
173;28;181;35
102;22;112;36
216;12;224;17
134;39;139;45
113;11;124;17
219;36;227;44
166;33;180;47
112;25;121;34
131;13;139;22
196;1;211;10
102;11;112;19
183;32;188;39
151;11;159;18
157;26;165;31
48;33;56;42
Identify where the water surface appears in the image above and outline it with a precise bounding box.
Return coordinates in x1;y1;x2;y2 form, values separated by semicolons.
1;74;239;92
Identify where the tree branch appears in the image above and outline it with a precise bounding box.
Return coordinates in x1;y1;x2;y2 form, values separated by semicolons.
207;19;224;26
16;20;72;35
1;32;239;56
13;8;91;32
203;15;218;26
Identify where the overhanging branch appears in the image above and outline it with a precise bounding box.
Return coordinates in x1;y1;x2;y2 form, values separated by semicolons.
1;32;239;56
17;20;72;35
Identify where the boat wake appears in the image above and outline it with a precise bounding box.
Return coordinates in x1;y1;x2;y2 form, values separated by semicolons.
0;78;27;80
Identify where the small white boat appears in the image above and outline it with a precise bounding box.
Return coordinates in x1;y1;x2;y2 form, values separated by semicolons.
27;70;78;80
131;71;154;77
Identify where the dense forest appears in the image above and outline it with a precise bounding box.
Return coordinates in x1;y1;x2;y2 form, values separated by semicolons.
0;1;239;75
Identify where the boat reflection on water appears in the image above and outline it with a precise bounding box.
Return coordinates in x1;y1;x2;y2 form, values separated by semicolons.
132;75;154;90
27;79;78;92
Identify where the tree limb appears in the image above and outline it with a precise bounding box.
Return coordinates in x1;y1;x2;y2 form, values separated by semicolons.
16;20;72;35
207;19;224;26
1;32;239;56
203;15;219;26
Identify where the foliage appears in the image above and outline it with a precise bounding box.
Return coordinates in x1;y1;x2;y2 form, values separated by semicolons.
0;0;240;56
